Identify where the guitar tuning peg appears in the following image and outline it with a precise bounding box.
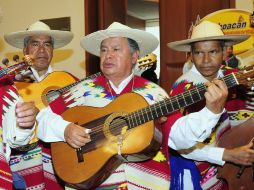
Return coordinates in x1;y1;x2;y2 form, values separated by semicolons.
2;58;9;66
13;55;20;62
23;54;33;64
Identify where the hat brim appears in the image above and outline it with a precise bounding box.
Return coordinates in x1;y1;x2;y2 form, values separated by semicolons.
4;30;73;49
167;35;250;52
80;28;159;57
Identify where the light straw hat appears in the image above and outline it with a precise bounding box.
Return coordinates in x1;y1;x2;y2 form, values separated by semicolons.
80;22;159;57
168;20;249;52
4;21;73;49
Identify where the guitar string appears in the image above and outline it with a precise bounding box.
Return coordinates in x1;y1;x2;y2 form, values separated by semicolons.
85;74;235;138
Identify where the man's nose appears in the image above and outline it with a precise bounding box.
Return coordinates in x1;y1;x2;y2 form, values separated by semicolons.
38;44;46;52
105;50;113;58
203;52;211;63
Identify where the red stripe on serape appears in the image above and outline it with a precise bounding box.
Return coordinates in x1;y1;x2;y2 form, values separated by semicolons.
0;79;14;189
206;179;228;190
127;180;151;190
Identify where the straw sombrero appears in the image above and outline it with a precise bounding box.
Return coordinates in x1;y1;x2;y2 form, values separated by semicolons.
80;22;159;57
4;21;73;49
168;20;249;52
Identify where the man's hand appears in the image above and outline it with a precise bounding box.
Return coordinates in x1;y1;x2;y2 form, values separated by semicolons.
16;101;39;129
155;116;168;125
204;79;228;114
223;141;254;166
64;123;91;149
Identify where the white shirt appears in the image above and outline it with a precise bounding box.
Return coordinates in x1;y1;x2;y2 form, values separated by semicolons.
2;94;34;161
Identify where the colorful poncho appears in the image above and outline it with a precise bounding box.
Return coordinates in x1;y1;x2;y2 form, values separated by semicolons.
10;69;66;190
0;78;21;189
169;65;245;190
50;75;171;190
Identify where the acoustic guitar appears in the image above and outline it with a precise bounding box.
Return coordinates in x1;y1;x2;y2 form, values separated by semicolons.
15;71;101;109
51;66;254;189
15;71;76;109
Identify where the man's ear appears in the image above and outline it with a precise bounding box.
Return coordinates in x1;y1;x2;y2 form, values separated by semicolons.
132;50;140;65
189;53;193;62
23;47;27;55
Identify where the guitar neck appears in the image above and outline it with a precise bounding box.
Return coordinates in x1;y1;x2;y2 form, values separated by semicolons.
127;73;238;129
0;64;21;78
57;72;101;94
0;62;30;79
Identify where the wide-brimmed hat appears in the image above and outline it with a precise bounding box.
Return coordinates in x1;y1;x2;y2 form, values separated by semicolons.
80;22;159;57
168;20;249;52
4;21;73;49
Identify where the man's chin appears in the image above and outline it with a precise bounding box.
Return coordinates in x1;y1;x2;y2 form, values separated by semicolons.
33;63;50;70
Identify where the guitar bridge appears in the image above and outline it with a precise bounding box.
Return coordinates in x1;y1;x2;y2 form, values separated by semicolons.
76;147;84;162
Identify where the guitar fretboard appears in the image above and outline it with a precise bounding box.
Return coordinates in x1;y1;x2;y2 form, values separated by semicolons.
127;73;238;128
58;72;101;94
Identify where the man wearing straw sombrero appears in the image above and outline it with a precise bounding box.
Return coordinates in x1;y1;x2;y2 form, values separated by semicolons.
34;21;232;189
4;21;73;81
168;20;254;190
4;21;73;189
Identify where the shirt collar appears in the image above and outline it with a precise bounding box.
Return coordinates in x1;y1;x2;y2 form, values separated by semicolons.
31;65;53;82
108;72;134;94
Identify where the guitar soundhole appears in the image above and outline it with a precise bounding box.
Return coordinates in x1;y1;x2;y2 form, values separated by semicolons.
109;117;128;136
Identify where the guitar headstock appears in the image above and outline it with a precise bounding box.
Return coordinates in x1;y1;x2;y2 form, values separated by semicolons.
234;65;254;87
0;55;33;80
137;53;157;70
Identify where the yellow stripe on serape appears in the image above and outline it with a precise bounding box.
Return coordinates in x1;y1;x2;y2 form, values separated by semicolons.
0;128;2;143
126;173;168;190
0;169;12;176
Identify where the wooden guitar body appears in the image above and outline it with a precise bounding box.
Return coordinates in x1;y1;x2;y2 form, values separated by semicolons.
15;71;76;109
51;93;162;189
218;115;254;190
